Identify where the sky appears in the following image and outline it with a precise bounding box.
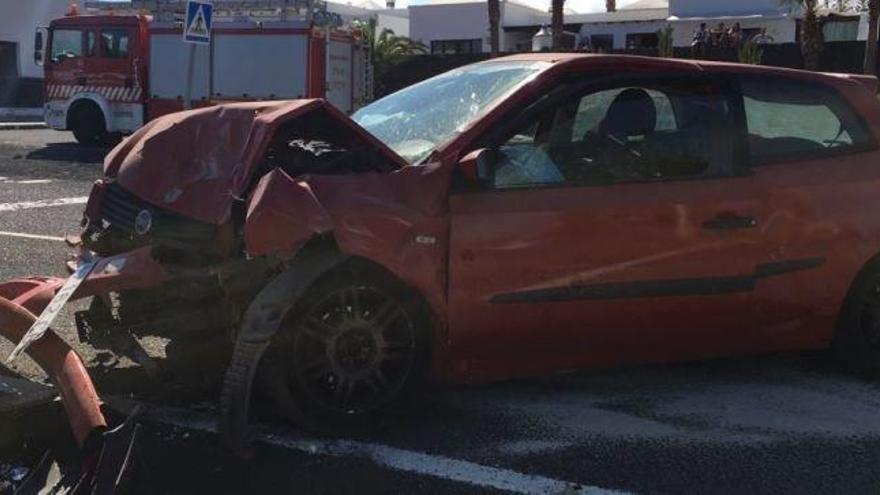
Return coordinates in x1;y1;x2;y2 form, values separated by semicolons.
402;0;642;12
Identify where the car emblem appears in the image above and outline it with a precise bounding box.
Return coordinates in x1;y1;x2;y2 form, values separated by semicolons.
134;209;153;235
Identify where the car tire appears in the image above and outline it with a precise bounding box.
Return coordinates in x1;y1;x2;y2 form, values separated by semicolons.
258;259;432;434
70;103;108;146
833;259;880;376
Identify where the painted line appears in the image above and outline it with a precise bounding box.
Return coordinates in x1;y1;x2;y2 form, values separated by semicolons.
0;231;66;242
0;196;87;213
13;179;53;185
125;402;625;495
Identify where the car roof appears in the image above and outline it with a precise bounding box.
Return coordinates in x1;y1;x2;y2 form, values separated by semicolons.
490;53;869;85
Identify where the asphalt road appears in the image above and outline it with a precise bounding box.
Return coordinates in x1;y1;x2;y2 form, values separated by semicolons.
1;129;880;494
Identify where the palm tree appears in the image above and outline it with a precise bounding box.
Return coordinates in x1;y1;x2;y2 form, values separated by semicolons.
355;17;427;94
606;0;616;12
782;0;824;70
551;0;565;50
865;0;879;74
488;0;501;57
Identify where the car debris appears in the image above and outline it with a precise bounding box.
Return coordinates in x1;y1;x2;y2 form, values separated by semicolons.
2;54;880;491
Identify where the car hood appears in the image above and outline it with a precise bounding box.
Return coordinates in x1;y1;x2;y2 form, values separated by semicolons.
102;99;408;225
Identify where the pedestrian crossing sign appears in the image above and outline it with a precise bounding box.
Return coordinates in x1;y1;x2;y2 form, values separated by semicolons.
184;0;213;44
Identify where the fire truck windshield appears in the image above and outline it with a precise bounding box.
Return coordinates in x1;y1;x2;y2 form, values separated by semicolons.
352;61;549;165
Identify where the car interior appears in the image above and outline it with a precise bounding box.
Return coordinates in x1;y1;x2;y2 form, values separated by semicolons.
493;83;728;189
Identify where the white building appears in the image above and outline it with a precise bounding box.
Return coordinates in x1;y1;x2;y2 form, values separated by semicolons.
409;0;546;54
0;0;68;80
566;0;865;51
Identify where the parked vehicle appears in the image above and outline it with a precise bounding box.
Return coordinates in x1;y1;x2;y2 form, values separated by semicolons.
4;54;880;462
35;12;368;144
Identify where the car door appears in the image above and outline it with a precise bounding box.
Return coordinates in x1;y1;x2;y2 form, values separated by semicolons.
447;75;773;379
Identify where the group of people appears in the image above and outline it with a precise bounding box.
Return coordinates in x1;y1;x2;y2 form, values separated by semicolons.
691;22;774;58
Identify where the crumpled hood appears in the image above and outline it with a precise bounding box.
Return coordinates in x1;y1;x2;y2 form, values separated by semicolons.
102;99;407;225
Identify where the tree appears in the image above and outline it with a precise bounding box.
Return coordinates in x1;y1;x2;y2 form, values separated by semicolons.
866;0;879;74
782;0;824;70
488;0;501;57
551;0;565;50
606;0;616;12
354;18;427;95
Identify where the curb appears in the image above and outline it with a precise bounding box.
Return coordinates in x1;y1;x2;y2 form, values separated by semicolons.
0;122;48;131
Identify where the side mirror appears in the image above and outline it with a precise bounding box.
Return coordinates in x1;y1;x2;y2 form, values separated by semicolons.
458;148;494;185
34;28;47;67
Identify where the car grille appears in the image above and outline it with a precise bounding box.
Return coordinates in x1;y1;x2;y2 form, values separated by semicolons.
95;182;218;255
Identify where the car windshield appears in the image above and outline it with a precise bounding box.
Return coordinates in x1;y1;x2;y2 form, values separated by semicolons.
352;61;549;165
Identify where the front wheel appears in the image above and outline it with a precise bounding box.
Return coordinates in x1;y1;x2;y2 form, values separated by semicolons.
834;261;880;376
260;260;432;433
70;103;108;146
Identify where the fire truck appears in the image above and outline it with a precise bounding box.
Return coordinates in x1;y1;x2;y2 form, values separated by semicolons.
36;2;371;144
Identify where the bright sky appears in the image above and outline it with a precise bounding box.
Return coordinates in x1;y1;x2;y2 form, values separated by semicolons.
402;0;642;12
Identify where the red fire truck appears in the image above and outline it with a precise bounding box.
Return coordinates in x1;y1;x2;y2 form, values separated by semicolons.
36;10;369;144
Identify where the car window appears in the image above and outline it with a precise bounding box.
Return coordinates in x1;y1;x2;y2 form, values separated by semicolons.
493;82;731;189
572;88;676;140
741;77;873;164
51;29;82;62
100;29;130;59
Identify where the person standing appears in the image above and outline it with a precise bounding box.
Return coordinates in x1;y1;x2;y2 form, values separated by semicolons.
692;22;708;58
752;27;775;45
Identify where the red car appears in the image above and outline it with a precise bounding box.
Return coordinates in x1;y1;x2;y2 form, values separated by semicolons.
3;54;880;453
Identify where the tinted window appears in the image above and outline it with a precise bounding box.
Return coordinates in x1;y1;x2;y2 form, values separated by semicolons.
742;77;873;164
51;29;82;62
100;29;130;58
493;81;732;189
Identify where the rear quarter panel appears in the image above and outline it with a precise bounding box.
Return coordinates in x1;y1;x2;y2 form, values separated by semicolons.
750;76;880;349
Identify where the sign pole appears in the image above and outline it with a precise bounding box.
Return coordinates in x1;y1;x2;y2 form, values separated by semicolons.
182;0;213;110
184;43;196;110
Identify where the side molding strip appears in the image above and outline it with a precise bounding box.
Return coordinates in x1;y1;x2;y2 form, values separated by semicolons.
490;257;826;304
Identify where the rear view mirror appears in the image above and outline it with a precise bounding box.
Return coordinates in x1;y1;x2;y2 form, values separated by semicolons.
34;28;46;67
458;148;494;185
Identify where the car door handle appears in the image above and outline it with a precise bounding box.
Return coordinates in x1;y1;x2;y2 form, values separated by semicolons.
702;212;757;231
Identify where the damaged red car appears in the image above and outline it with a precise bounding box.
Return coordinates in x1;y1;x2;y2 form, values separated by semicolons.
4;53;880;454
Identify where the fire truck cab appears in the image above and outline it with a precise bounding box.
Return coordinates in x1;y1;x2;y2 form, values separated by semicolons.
38;12;369;145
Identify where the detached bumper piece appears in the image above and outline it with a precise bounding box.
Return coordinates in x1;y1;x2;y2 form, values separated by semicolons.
16;409;142;495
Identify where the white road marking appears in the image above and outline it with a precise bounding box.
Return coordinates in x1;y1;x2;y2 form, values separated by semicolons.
127;403;625;495
14;179;53;185
0;231;65;242
0;196;87;213
0;178;53;185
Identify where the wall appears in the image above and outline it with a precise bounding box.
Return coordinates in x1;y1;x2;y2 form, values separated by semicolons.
580;21;668;49
669;0;792;18
669;17;797;46
409;2;489;52
579;16;797;49
0;0;68;79
377;10;410;37
501;2;547;51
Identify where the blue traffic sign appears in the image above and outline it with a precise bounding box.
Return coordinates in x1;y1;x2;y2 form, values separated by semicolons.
184;0;213;45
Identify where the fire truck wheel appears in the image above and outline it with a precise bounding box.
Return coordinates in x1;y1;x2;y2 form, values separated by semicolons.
69;102;109;146
259;259;433;434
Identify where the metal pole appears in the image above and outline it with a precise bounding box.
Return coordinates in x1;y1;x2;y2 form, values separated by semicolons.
325;25;330;99
183;42;196;109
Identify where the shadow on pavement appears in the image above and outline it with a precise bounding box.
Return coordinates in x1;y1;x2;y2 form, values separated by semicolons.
25;143;107;164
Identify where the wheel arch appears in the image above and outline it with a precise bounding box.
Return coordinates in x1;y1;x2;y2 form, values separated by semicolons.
66;95;110;132
220;234;438;453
